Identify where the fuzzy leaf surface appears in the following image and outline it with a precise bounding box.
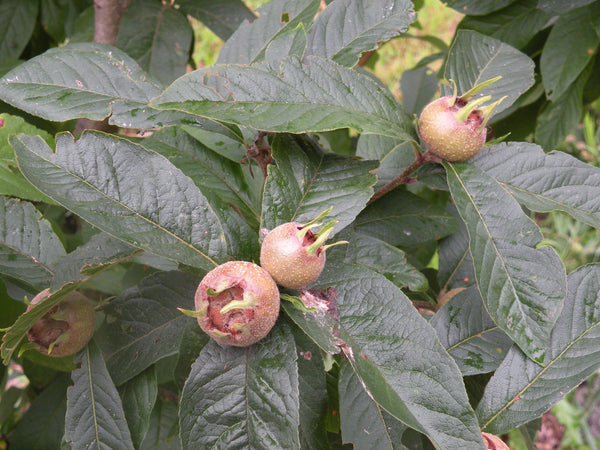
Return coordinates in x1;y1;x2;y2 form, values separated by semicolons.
141;397;181;449
119;366;158;449
446;162;566;363
355;135;414;189
443;30;535;116
177;0;255;41
179;323;300;449
0;197;66;290
0;43;161;121
0;0;37;59
151;56;415;140
117;0;192;86
473;142;600;230
305;0;415;67
217;0;319;64
65;340;134;449
261;134;377;232
288;262;485;449
431;286;513;376
11;132;227;270
95;271;198;386
477;265;600;433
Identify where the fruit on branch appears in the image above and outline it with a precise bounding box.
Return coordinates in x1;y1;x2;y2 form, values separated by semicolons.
260;208;346;289
418;77;505;162
26;289;96;357
190;261;280;347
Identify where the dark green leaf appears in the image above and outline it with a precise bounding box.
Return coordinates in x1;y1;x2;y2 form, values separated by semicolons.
141;396;181;450
437;206;475;293
117;0;193;86
473;142;600;229
178;0;255;41
12;132;227;271
39;0;87;43
179;323;300;449
65;340;134;449
181;122;246;163
401;66;438;115
355;135;414;189
457;0;549;49
477;265;600;433
261;134;377;232
302;262;485;449
265;24;308;71
431;286;513;376
305;0;415;67
354;190;458;247
50;232;138;290
0;197;66;290
339;361;407;449
119;366;158;449
443;0;516;15
0;0;37;59
150;56;416;140
540;2;600;101
443;30;535;116
445;162;566;363
281;301;341;355
7;374;69;450
217;0;319;64
0;43;161;122
0;113;55;202
537;0;596;15
95;271;198;386
174;320;209;391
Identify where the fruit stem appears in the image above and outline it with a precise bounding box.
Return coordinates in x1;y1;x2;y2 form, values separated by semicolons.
455;95;491;123
459;75;502;101
306;221;338;256
219;291;258;314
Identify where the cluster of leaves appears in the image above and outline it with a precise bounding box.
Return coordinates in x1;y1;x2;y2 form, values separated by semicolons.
1;0;600;449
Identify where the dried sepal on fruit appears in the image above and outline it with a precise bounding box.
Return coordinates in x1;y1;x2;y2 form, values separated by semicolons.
181;261;280;347
26;289;96;357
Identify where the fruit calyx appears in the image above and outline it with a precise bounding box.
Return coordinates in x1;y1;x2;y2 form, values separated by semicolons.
418;77;506;162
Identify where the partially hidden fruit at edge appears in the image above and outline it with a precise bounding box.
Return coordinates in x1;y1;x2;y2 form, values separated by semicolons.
192;261;280;347
260;209;346;289
26;289;96;357
418;76;506;162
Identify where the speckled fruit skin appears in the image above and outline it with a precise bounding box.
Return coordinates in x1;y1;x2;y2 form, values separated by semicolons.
27;289;96;357
195;261;280;347
418;95;486;162
260;222;326;289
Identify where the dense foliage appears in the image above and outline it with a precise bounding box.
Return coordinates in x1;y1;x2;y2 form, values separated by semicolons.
2;0;600;448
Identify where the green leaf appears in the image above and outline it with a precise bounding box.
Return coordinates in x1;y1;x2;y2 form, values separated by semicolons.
443;30;535;116
265;24;308;71
477;265;600;433
355;135;415;189
217;0;320;64
95;271;198;386
0;43;161;122
540;2;600;101
535;61;592;150
150;56;416;140
178;0;255;41
443;0;516;15
457;0;549;49
11;132;227;271
179;323;300;449
8;373;69;450
261;133;378;232
119;366;158;449
339;361;408;449
300;262;485;449
141;396;181;450
39;0;87;43
0;0;37;59
174;320;209;391
354;190;458;247
50;232;139;291
445;162;566;363
0;197;66;290
117;0;193;86
400;66;438;115
431;286;513;376
537;0;596;15
305;0;415;67
65;340;134;450
473;142;600;230
181;122;246;163
0;113;55;203
281;301;341;355
343;230;428;292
